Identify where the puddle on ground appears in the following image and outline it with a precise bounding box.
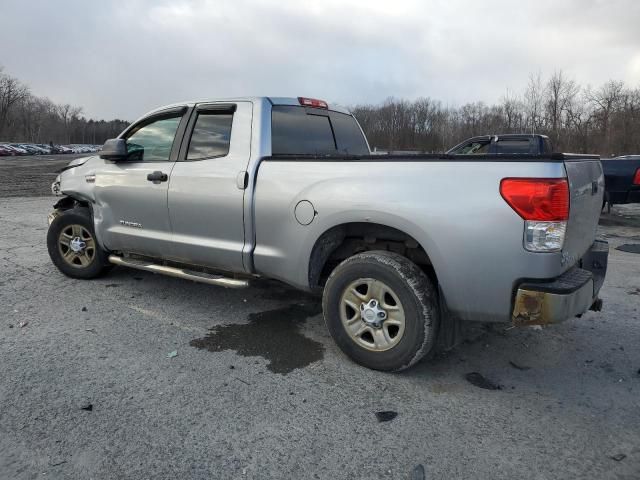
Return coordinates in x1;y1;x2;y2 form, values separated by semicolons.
190;303;324;374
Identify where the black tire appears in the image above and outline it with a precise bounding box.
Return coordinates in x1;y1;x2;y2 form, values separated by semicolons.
47;208;111;279
322;250;439;372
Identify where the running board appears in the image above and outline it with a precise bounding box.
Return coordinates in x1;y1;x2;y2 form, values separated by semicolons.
108;255;249;289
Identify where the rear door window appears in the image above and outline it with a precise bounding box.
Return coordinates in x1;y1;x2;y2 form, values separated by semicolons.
186;112;233;160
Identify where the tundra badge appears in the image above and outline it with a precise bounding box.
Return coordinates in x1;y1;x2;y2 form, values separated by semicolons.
119;220;143;228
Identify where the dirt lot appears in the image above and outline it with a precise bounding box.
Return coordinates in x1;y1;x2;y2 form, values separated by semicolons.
1;156;639;479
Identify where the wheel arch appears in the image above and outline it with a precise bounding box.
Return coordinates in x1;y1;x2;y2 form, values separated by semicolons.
53;195;91;212
51;196;109;251
307;221;440;291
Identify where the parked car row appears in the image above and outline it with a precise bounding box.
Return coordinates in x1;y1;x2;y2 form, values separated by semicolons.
0;143;101;156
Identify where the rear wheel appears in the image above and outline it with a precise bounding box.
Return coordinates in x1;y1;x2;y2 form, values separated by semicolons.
47;208;111;279
322;251;439;371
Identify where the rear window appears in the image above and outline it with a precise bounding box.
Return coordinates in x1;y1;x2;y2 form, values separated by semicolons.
495;139;532;154
271;106;368;155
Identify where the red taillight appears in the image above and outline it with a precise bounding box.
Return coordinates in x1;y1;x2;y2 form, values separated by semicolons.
633;168;640;185
298;97;328;109
500;178;569;221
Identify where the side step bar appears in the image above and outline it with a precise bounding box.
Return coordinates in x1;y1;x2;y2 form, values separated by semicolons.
108;255;249;289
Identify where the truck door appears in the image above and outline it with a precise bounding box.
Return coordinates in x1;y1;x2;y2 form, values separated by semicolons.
167;101;252;272
94;107;189;258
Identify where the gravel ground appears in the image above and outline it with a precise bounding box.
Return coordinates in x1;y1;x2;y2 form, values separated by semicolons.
0;156;639;479
0;154;88;198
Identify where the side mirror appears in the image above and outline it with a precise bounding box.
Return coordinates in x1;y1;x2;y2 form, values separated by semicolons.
100;138;127;161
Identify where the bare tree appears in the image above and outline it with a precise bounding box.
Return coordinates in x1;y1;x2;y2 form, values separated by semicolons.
500;89;523;133
523;72;545;133
57;104;83;144
0;68;30;137
544;70;579;150
587;80;624;155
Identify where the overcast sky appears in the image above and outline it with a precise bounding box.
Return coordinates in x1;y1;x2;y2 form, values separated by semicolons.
2;0;639;120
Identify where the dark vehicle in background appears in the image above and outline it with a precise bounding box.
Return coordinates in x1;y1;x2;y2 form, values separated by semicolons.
447;134;553;155
601;155;640;206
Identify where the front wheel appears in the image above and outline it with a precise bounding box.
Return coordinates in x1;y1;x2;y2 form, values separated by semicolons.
322;251;439;371
47;208;111;279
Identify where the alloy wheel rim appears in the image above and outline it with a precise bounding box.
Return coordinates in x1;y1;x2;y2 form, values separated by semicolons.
339;278;405;352
58;224;96;268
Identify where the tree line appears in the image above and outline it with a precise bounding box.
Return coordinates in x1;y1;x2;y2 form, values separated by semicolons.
352;72;640;156
2;66;639;154
0;66;128;145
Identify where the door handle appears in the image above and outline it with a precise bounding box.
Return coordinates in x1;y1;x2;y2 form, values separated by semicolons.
147;171;168;184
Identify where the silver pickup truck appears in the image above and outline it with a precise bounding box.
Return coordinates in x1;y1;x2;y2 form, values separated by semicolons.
47;96;608;371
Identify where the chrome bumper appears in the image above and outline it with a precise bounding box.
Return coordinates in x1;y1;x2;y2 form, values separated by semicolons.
512;240;609;326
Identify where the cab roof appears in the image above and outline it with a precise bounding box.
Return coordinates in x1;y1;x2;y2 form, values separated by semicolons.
141;96;351;119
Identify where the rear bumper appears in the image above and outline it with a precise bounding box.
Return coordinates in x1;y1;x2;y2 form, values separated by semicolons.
512;240;609;326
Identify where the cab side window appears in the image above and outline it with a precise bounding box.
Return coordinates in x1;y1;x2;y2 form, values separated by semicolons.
186;112;233;160
125;115;182;162
457;141;490;154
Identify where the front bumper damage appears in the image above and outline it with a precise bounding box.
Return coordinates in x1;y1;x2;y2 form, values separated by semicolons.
512;240;609;326
47;210;61;226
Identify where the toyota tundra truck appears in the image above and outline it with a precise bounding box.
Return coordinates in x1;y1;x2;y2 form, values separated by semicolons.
46;96;609;371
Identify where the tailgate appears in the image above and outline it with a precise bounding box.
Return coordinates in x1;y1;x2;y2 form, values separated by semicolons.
562;155;604;266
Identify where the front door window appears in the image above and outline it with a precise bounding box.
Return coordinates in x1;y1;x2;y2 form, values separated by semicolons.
125;116;182;162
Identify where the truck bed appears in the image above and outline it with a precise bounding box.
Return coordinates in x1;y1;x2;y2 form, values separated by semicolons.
252;153;604;323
